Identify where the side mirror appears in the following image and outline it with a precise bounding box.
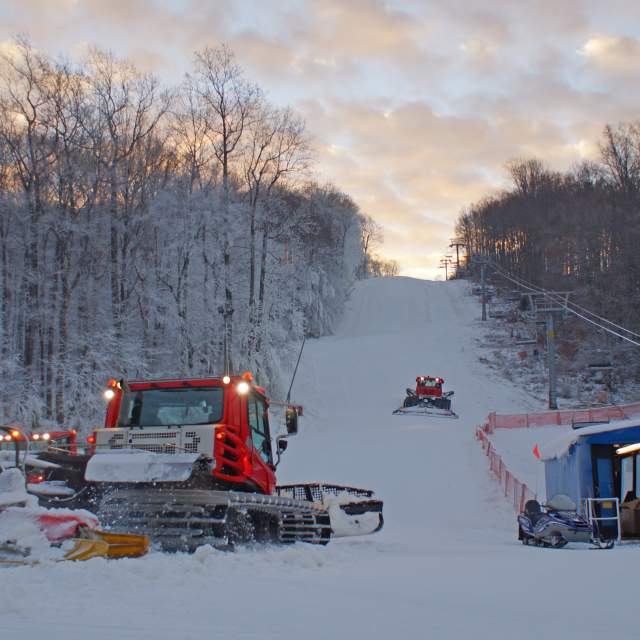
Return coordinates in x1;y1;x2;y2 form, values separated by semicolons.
274;436;289;468
285;406;299;436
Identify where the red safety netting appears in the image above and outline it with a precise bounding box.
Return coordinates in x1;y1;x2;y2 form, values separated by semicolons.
484;401;640;433
476;426;536;512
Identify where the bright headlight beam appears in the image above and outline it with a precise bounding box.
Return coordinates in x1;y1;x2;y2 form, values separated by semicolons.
237;381;250;395
104;388;115;400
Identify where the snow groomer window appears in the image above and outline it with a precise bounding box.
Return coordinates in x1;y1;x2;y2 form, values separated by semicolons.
119;387;224;427
248;395;272;464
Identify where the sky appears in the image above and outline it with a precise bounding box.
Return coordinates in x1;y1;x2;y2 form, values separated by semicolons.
1;0;640;278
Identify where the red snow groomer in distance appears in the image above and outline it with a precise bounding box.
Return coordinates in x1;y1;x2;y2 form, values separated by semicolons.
393;376;458;419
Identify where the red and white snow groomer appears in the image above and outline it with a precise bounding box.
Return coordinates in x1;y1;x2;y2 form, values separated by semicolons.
393;376;458;419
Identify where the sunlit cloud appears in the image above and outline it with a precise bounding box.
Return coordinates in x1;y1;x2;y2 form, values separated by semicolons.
579;34;640;72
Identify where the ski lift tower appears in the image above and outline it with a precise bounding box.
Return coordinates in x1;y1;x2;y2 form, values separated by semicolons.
439;255;453;280
524;291;572;410
449;239;466;274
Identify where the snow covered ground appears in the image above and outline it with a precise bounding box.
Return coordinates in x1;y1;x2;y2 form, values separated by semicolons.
488;425;566;496
2;278;639;640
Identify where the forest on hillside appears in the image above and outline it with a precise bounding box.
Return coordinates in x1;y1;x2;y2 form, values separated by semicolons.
456;123;640;331
0;38;396;428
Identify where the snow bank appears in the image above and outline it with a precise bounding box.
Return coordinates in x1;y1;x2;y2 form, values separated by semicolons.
488;426;567;495
0;467;31;506
0;470;64;562
0;508;67;562
0;467;100;563
0;504;100;563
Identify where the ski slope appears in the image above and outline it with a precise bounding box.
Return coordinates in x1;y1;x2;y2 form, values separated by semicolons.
2;278;638;640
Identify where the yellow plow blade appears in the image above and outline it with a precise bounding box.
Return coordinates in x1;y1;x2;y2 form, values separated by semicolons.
64;530;150;561
63;538;110;561
89;531;150;558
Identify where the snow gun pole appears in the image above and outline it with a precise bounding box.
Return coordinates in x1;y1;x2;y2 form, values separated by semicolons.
286;337;306;404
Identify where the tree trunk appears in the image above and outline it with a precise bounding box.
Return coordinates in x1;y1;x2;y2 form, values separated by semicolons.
110;167;122;341
24;191;40;376
55;241;71;425
1;224;10;359
221;148;234;373
255;227;269;356
249;200;257;307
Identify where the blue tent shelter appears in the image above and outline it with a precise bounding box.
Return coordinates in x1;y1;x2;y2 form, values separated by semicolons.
542;420;640;539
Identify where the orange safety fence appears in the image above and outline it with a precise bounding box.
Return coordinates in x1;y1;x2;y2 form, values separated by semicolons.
476;426;537;512
477;402;640;511
485;401;640;433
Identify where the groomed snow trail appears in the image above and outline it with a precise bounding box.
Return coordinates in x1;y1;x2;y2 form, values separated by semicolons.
2;278;637;640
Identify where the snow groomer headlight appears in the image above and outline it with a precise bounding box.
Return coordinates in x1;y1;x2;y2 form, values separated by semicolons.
103;378;120;400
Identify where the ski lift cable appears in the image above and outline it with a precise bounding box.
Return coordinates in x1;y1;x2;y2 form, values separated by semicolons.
484;260;640;347
487;261;552;297
556;295;640;339
554;303;640;347
488;260;640;339
486;260;638;335
488;261;640;345
490;262;640;341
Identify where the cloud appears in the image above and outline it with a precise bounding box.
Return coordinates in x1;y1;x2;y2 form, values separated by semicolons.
302;80;632;273
306;0;425;60
579;34;640;72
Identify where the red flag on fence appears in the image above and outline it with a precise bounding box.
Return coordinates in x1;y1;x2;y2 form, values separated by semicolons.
533;444;541;460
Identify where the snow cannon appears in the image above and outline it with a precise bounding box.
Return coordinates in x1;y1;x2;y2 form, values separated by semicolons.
392;376;458;419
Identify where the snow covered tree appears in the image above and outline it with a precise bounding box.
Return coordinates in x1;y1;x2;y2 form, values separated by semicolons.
0;39;372;429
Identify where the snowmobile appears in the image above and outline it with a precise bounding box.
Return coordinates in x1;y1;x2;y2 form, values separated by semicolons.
392;376;458;419
517;494;614;549
0;426;149;564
